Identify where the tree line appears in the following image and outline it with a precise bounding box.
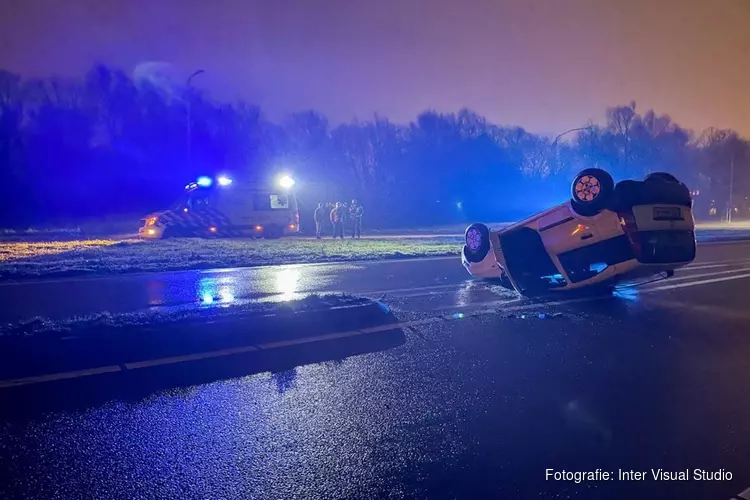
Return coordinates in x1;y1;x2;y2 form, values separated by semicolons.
0;63;748;229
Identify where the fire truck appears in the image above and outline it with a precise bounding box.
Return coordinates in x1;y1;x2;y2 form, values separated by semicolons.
138;174;300;239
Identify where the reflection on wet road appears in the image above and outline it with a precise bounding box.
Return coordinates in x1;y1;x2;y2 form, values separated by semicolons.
4;241;750;324
3;242;750;499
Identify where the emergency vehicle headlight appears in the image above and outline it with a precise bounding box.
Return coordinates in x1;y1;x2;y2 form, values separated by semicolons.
218;176;232;186
146;217;157;226
197;176;213;187
147;229;156;235
255;225;263;231
277;175;295;189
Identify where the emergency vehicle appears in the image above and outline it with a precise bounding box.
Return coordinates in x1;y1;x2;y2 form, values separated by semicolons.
138;174;300;239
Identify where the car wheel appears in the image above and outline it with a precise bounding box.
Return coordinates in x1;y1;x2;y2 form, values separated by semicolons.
644;172;679;184
570;168;615;216
464;223;491;263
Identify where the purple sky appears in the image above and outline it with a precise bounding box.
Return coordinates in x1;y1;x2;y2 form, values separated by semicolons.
1;0;748;135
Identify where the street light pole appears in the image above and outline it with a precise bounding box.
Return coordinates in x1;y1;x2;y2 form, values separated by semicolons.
186;69;205;170
550;126;593;171
552;126;592;148
728;153;735;223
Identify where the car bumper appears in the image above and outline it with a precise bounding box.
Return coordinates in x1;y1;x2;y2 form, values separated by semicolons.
461;244;504;279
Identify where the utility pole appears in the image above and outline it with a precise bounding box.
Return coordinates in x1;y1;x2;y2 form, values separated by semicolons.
186;69;205;170
727;153;735;223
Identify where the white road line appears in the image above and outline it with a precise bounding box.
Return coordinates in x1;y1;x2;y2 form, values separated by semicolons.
700;238;750;246
360;260;750;299
385;267;750;302
738;486;750;500
4;268;750;389
641;272;750;292
124;345;260;369
0;365;121;389
647;267;750;284
685;260;750;271
257;330;362;349
431;269;750;313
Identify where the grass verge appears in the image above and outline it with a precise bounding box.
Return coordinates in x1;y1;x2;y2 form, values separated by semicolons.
0;237;460;280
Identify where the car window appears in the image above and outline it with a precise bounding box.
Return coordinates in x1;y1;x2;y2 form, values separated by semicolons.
557;236;633;283
563;260;609;284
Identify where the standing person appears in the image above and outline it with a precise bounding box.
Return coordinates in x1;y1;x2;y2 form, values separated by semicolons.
330;202;344;239
313;202;325;239
350;199;364;239
340;201;349;232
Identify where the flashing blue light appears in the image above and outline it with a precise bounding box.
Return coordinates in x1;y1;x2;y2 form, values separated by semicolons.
197;176;213;187
452;312;465;319
218;176;232;186
201;294;214;304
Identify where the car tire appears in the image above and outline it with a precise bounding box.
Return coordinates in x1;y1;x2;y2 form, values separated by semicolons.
570;168;615;216
644;172;679;184
464;223;491;263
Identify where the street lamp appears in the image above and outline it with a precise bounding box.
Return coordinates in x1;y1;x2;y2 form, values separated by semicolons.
277;175;295;189
550;126;593;171
186;69;205;169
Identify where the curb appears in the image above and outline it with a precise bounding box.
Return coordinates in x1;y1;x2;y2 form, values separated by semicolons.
0;300;397;382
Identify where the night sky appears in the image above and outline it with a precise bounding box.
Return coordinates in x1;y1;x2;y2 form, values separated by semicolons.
1;0;748;135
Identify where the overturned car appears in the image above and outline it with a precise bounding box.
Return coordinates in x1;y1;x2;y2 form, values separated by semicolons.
462;168;696;295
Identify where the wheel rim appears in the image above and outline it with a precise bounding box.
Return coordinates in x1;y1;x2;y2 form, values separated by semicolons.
574;175;601;202
466;228;482;251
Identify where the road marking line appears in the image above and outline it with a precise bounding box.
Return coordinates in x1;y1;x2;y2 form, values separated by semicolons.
685;260;750;271
640;272;750;292
4;267;750;389
360;260;750;299
258;330;362;349
738;487;750;500
0;326;410;388
124;345;260;369
429;269;750;313
654;267;750;284
397;267;750;302
360;282;465;296
406;267;750;300
0;365;121;389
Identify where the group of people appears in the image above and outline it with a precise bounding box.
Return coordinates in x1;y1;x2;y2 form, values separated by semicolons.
314;200;365;240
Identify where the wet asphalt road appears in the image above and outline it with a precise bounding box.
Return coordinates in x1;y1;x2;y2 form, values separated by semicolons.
3;243;750;498
1;237;750;323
